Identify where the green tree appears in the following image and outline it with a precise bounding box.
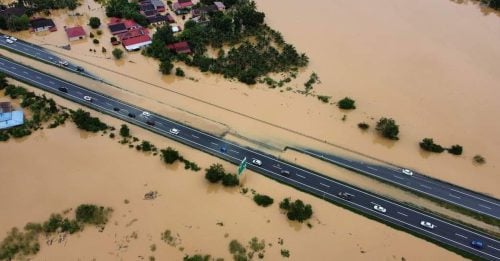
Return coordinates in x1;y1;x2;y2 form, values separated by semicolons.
253;194;274;207
448;144;463;155
357;122;369;130
375;117;399;140
112;48;124;59
279;198;313;223
89;17;101;29
160;147;180;164
175;67;185;77
205;163;226;183
159;59;174;74
222;173;239;187
0;73;8;90
183;255;211;261
119;124;130;137
419;138;444;153
337;97;356;110
7;15;30;31
75;204;109;225
70;109;108;132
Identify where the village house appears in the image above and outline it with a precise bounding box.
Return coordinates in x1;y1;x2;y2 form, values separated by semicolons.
107;18;152;51
30;18;57;32
151;0;165;12
214;1;225;11
172;0;193;11
167;41;191;54
191;4;218;18
65;26;86;41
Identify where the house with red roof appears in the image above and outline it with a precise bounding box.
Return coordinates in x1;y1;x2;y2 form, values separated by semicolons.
167;41;191;54
122;34;152;51
172;0;193;11
65;26;86;41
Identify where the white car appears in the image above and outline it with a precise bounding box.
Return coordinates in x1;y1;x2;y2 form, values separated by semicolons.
58;60;69;66
420;221;436;229
251;159;262;166
373;205;386;213
6;39;13;44
141;111;151;117
402;168;413;176
9;37;17;41
83;95;93;102
169;128;179;135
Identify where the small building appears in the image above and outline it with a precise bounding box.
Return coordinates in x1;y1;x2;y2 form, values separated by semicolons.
191;5;218;17
170;24;181;33
122;34;152;51
142;10;157;18
147;15;168;25
151;0;165;12
30;18;57;32
108;22;127;35
172;0;193;11
214;2;225;11
167;41;191;54
140;3;156;12
0;102;24;130
65;26;86;41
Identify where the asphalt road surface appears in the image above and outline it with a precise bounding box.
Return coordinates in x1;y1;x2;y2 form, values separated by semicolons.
0;33;99;80
3;31;499;221
1;57;500;260
299;149;500;220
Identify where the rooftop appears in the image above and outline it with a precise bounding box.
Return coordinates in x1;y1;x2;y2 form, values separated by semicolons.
65;26;86;38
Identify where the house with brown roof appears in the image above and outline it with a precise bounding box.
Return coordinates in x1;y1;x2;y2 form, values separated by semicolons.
30;18;57;32
172;0;193;11
65;26;86;41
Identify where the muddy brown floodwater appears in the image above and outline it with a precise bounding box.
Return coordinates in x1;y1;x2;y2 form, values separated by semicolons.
6;0;498;197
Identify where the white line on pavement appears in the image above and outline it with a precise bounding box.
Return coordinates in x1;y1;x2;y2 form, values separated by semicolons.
320;183;330;188
397;212;408;217
420;184;432;190
296;174;306;179
229;149;239;154
192;135;199;139
367;166;377;171
449;194;461;199
455;233;468;239
479;204;492;210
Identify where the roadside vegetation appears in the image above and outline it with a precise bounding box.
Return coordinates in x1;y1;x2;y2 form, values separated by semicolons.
0;204;111;260
228;237;266;260
419;138;463;155
279;198;313;223
143;0;308;85
375;117;399;140
204;163;239;187
253;194;274;207
337;97;356;110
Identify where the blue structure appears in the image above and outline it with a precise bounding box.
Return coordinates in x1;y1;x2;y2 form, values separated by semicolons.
0;102;24;129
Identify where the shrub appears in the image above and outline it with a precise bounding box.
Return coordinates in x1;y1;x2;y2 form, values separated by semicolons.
375;117;399;140
119;124;130;137
279;198;313;223
175;67;185;77
110;36;117;43
96;29;102;35
473;155;486;164
93;39;99;44
89;32;94;38
281;249;290;258
42;214;63;233
419;138;444;153
112;48;124;59
253;194;274;207
338;97;356;109
0;131;9;141
75;204;110;225
222;173;239;187
357;122;369;130
70;109;108;132
183;255;211;261
89;17;101;29
448;145;463;155
102;47;107;53
140;141;153;151
317;95;330;103
229;240;246;255
109;133;115;138
205;163;226;183
160;147;180;164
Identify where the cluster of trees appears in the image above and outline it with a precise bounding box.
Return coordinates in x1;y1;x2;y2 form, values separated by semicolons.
204;163;239;187
419;138;463;155
0;15;30;31
144;0;308;83
279;198;313;223
253;194;274;207
0;204;110;260
480;0;500;10
112;48;124;59
357;122;369;130
375;117;399;140
20;0;79;12
70;109;108;132
160;147;180;164
105;0;148;26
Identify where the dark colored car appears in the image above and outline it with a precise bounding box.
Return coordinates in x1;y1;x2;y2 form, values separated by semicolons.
471;240;484;249
58;87;68;93
337;192;353;200
113;107;120;112
280;170;291;177
128;113;135;118
146;120;155;126
220;146;227;153
76;66;84;72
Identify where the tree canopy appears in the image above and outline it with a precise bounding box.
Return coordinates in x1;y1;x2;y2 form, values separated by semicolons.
375;117;399;140
279;198;313;223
